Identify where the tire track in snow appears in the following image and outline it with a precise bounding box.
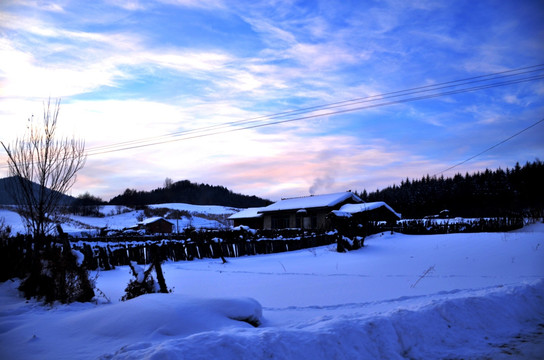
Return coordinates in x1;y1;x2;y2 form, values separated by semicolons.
172;265;542;281
262;283;535;313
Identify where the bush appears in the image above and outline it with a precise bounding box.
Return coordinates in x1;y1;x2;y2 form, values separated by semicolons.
121;261;159;301
122;247;169;301
19;241;95;304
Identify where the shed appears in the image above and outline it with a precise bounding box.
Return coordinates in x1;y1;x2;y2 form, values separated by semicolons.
139;217;174;234
228;207;265;229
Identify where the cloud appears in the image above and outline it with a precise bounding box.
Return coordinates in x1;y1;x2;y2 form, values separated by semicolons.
156;0;226;10
193;134;407;200
142;51;232;73
10;0;65;13
106;0;147;11
0;15;145;98
2;0;543;203
73;125;408;201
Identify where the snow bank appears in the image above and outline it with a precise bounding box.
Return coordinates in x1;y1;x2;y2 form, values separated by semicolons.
0;290;262;360
69;294;262;338
102;281;544;360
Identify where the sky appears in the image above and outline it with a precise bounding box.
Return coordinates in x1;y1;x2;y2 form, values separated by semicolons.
1;0;543;202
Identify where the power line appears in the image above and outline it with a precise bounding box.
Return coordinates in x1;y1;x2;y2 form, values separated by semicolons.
434;117;544;176
84;64;544;154
1;64;543;169
84;67;544;156
84;72;544;156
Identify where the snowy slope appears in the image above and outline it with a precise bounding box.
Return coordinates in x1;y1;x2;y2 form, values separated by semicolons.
148;203;239;215
1;224;543;359
0;203;237;236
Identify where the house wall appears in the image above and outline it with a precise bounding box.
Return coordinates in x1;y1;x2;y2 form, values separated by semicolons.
263;211;331;230
233;218;263;229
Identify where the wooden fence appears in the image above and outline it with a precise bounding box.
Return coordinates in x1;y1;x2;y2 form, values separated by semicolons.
70;233;337;271
397;217;524;235
0;230;339;277
0;217;529;280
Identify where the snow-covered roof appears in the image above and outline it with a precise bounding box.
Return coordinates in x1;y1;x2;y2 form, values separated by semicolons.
139;217;173;225
228;207;265;220
330;211;352;218
335;202;402;219
259;192;362;213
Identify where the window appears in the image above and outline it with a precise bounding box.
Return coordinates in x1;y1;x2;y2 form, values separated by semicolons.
310;216;318;229
271;215;290;229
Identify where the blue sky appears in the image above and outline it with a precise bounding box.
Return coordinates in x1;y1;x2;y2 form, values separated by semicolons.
1;0;543;202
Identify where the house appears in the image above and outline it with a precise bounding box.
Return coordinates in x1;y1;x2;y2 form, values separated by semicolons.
258;192;363;230
229;207;265;229
138;217;174;234
229;191;402;230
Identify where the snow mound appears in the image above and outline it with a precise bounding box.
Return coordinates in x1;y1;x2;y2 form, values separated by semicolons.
63;294;262;341
102;281;544;360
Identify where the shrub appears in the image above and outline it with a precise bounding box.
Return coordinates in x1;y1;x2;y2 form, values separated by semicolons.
18;241;95;304
121;261;159;301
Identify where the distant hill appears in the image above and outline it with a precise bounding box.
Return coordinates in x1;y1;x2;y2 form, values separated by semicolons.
0;178;16;205
0;176;76;205
109;180;272;208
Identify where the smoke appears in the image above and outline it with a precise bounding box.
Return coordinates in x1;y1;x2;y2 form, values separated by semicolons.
309;174;335;195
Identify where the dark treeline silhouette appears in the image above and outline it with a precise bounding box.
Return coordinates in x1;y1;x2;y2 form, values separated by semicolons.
71;192;105;217
109;179;272;208
357;160;544;219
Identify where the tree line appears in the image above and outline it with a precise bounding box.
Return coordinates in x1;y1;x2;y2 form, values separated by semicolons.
357;160;544;219
108;179;272;208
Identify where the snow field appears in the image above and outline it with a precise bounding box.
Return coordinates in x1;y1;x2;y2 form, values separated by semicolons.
0;224;543;359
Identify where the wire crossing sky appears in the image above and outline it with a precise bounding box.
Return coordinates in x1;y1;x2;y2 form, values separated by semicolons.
1;0;543;201
79;64;544;156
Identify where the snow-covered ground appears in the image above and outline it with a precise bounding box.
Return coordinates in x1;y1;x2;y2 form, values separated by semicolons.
1;223;543;359
0;203;238;236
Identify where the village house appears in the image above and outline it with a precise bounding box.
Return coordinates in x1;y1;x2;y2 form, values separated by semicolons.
259;192;362;230
138;217;174;234
228;192;401;230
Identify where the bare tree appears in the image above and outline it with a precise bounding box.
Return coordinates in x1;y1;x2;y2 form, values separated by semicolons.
1;98;86;240
1;99;93;303
164;177;173;189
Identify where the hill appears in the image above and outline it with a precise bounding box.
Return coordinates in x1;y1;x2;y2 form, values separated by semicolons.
0;176;76;205
109;179;272;208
